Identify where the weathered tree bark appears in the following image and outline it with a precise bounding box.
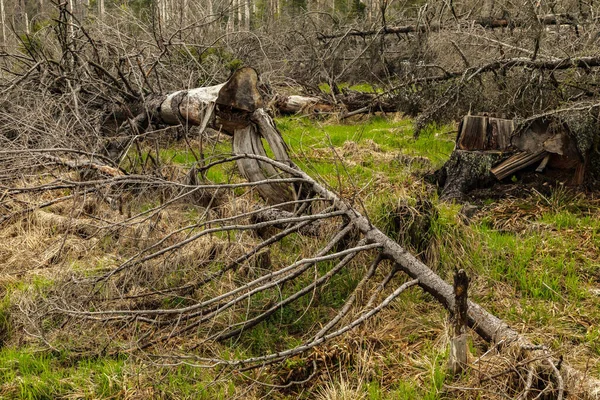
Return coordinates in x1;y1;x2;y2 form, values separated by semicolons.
448;269;469;376
435;150;507;200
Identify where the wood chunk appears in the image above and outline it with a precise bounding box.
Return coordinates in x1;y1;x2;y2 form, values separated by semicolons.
457;116;487;150
457;115;513;151
216;67;263;112
536;154;550;172
491;150;548;180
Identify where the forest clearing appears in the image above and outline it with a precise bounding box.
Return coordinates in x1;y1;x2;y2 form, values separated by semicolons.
1;0;600;398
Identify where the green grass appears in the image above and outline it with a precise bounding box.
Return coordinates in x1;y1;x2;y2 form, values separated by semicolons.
318;82;384;94
275;115;454;191
0;348;241;399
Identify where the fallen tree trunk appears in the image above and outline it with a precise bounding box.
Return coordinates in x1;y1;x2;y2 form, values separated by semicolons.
233;143;600;397
317;14;581;40
150;66;264;134
101;68;298;207
271;94;334;115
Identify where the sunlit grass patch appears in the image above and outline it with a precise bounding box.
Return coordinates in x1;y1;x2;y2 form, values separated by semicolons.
276;115;454;172
318;82;383;94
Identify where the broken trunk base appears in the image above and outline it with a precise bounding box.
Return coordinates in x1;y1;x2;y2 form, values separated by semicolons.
436;115;589;200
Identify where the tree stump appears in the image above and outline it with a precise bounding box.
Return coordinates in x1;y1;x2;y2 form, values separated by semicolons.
448;269;469;375
437;150;507;200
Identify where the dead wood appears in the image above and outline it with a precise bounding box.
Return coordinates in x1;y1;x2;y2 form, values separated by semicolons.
271;94;334;115
238;153;600;398
317;14;580;40
436;150;507;200
491;150;548;180
233;109;296;208
448;269;469;376
250;207;325;238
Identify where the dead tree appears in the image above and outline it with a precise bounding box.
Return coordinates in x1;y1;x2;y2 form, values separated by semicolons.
19;111;597;398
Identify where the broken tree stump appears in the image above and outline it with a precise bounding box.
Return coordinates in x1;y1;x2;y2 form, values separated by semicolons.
437;150;507;200
448;269;469;375
437;115;587;199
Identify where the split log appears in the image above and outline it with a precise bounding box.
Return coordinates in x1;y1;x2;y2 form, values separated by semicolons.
491;150;547;180
232;108;304;209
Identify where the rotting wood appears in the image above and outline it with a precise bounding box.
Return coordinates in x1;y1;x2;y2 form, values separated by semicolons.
491;150;548;180
439;113;587;198
457;115;514;151
155;66;262;134
233;109;296;208
448;269;469;376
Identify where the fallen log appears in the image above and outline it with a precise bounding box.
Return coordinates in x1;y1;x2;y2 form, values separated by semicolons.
101;68;297;207
317;14;581;40
237;152;600;398
151;66;263;134
491;150;547;180
271;94;334;115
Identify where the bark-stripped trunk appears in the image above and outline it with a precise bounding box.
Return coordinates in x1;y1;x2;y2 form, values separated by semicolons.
0;0;5;47
98;0;104;18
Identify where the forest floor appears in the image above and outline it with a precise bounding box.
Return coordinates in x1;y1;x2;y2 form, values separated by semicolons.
0;113;599;399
